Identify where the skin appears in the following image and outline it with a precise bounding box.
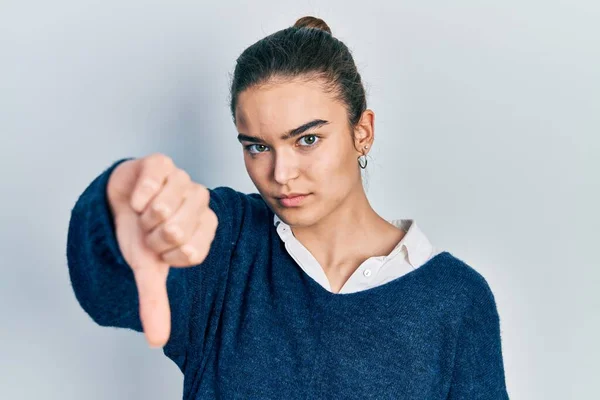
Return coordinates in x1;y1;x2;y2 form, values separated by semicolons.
104;76;409;347
235;77;406;293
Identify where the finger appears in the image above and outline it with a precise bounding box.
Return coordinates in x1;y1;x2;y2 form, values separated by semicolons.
160;208;218;267
130;154;176;213
139;168;192;233
132;261;171;348
144;185;209;254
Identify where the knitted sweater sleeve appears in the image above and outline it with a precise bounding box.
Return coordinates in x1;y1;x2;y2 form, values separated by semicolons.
66;158;237;371
447;280;510;399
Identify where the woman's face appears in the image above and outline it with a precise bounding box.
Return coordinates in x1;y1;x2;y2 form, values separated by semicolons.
235;78;371;228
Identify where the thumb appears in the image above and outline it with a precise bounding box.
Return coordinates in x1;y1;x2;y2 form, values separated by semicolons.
132;262;171;348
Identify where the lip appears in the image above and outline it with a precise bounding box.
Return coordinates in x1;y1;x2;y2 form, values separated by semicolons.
276;193;311;207
276;193;309;199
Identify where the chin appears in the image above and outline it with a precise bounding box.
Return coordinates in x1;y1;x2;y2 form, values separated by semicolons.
275;208;320;229
262;194;322;227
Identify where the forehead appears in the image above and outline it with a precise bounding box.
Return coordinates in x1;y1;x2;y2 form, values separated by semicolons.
235;79;343;136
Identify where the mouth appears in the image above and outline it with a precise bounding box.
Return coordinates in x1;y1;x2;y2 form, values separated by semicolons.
275;193;311;207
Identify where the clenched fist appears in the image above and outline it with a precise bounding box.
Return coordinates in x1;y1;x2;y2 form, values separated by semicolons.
106;153;218;348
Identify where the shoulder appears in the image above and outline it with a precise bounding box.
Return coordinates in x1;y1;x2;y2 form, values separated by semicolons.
207;186;272;234
207;186;270;214
431;252;501;313
435;253;495;293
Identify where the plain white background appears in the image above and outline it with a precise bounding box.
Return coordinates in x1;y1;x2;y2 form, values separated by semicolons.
1;1;598;399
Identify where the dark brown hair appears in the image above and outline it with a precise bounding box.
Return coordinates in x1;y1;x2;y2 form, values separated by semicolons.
228;16;367;138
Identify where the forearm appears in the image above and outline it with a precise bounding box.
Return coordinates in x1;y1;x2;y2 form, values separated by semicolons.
66;158;143;330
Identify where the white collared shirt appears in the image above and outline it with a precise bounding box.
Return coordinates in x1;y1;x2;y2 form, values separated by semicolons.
273;214;444;294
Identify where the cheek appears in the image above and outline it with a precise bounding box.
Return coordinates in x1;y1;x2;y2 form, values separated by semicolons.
307;148;355;190
244;156;278;200
244;157;264;186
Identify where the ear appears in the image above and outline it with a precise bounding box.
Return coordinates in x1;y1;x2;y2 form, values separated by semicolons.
352;109;375;154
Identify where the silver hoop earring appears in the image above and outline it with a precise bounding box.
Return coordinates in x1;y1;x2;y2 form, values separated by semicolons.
358;154;368;169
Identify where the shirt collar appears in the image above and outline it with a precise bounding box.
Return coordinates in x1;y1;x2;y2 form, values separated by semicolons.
273;214;434;268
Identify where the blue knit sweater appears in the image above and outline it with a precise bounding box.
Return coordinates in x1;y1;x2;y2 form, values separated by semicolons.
67;159;510;399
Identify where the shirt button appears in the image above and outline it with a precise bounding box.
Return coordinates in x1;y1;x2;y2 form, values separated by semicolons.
363;269;372;277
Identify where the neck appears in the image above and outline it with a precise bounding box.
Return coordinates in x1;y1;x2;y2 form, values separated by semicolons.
291;184;403;273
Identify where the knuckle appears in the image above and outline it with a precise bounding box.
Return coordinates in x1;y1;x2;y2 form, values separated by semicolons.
147;153;173;169
194;186;208;206
197;185;209;202
175;168;191;184
208;210;218;230
190;186;204;204
197;242;211;262
151;201;171;221
143;153;160;168
179;244;198;263
161;224;184;246
180;233;211;265
159;154;174;167
186;247;204;265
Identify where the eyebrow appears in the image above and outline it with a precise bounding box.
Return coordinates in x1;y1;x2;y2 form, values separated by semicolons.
237;119;330;144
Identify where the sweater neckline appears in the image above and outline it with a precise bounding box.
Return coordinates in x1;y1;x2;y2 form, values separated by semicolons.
302;250;452;300
263;204;453;300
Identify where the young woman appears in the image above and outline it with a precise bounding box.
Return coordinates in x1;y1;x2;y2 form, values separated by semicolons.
67;16;509;399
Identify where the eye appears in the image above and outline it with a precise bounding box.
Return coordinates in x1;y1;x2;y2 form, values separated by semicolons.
298;134;320;147
245;144;269;154
243;134;321;155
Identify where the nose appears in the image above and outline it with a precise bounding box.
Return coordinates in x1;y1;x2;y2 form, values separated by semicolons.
273;150;300;185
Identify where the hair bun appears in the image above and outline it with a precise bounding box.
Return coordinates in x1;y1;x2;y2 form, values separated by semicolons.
293;16;332;35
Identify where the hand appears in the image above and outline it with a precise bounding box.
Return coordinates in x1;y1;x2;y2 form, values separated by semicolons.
107;153;218;348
